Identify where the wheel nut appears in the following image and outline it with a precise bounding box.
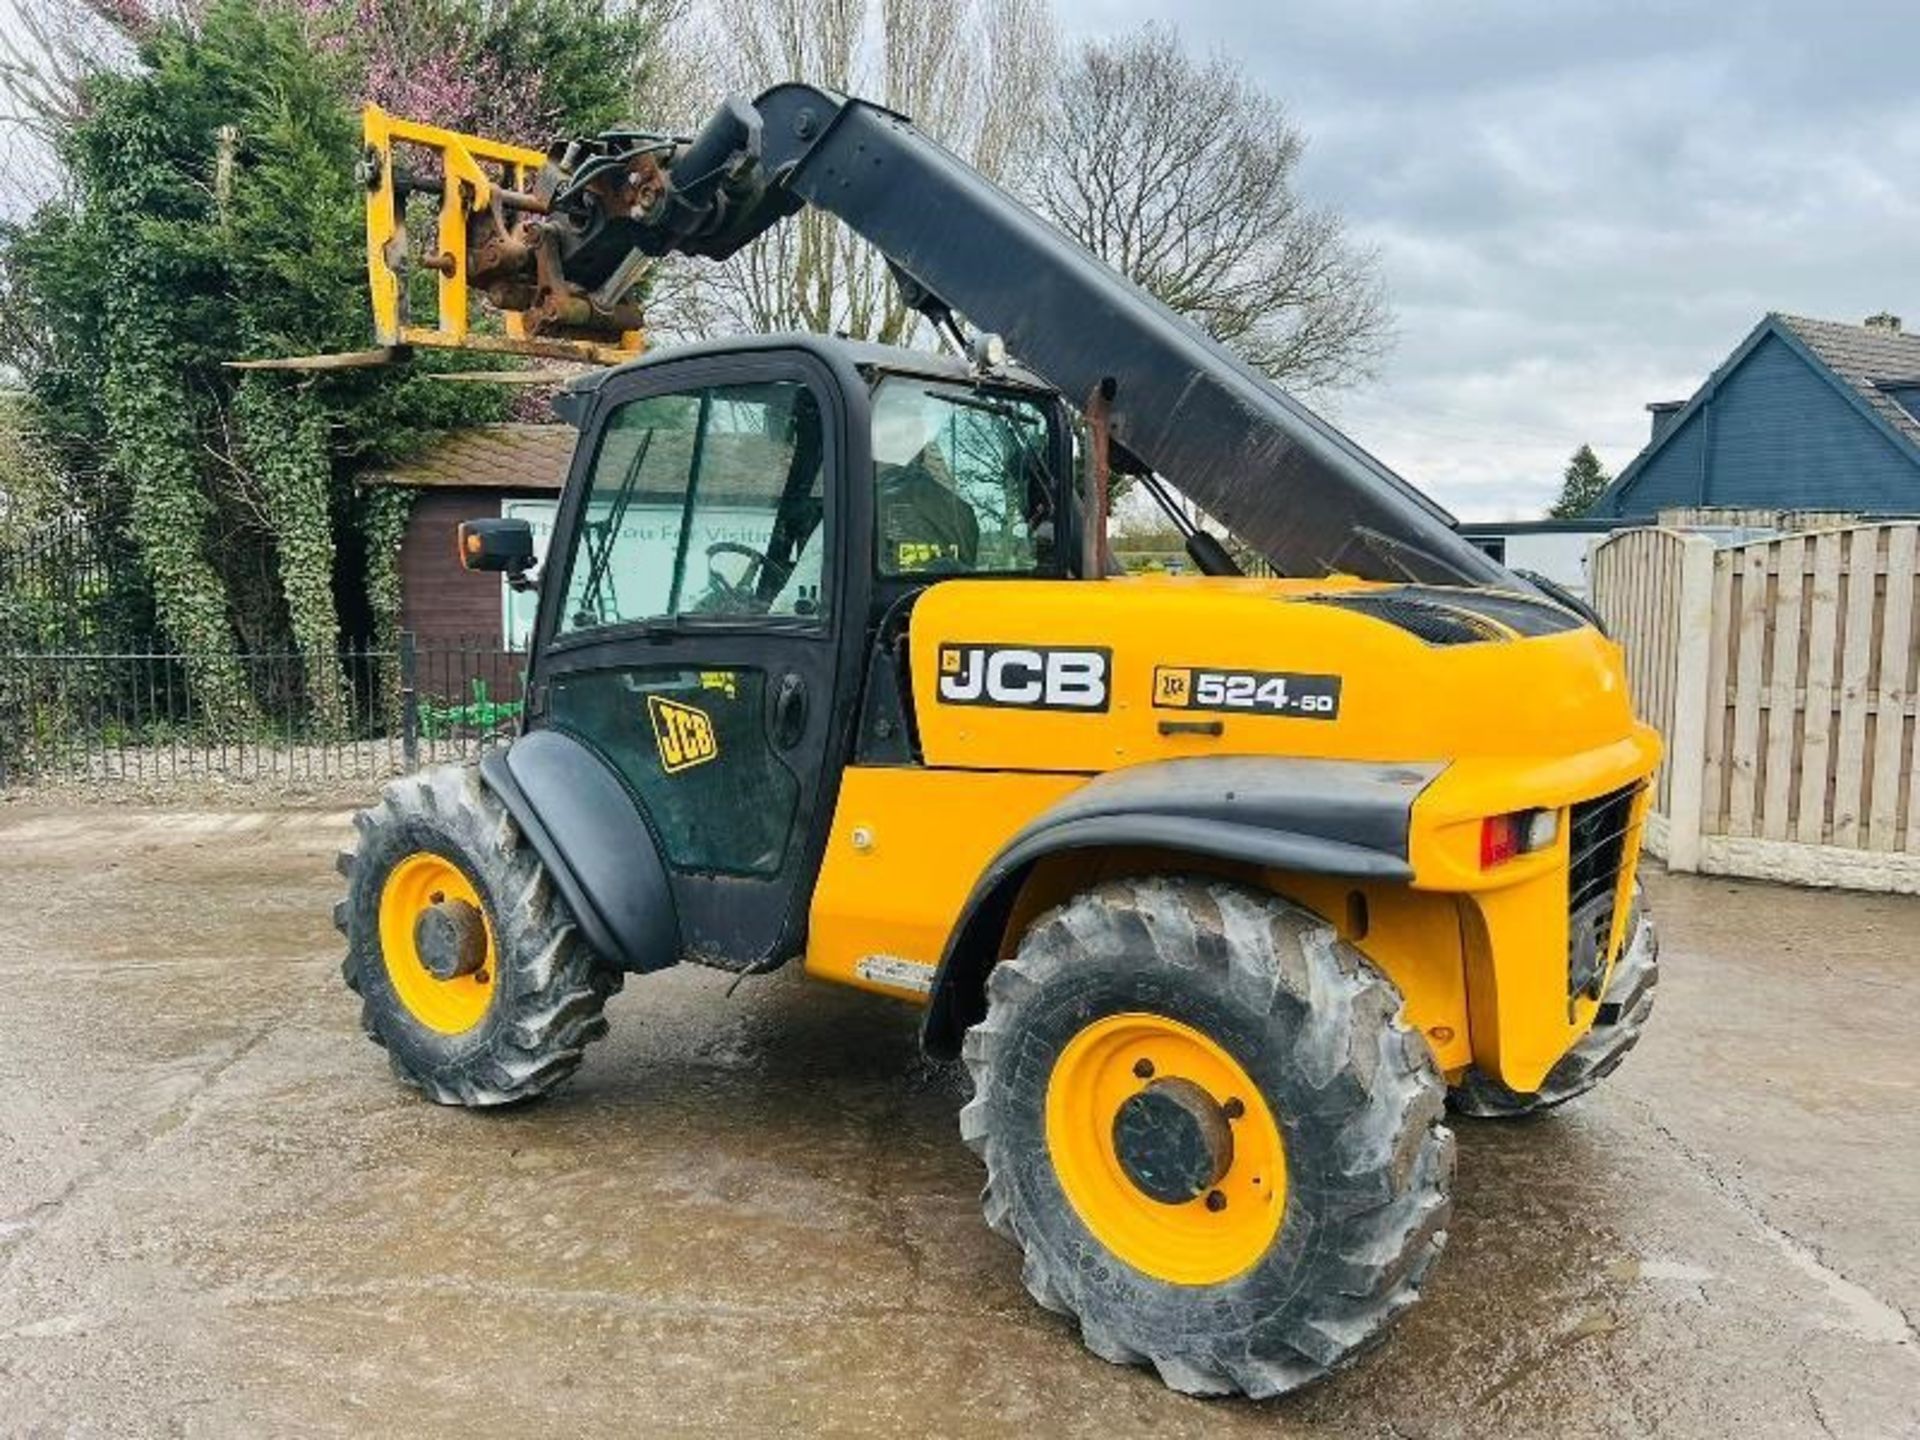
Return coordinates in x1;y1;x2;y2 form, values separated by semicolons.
1133;1058;1155;1079
474;969;489;984
1222;1097;1246;1120
1205;1189;1227;1212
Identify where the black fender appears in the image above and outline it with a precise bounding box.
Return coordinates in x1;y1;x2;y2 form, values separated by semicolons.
919;756;1442;1058
479;729;680;974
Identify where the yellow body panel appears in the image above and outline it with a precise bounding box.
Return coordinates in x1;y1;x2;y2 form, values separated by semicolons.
1413;749;1655;1086
805;767;1081;998
807;771;1483;1074
805;574;1660;1094
908;575;1638;770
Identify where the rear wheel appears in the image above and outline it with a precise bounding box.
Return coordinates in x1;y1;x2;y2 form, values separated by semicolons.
1448;886;1658;1118
335;764;619;1106
961;876;1453;1398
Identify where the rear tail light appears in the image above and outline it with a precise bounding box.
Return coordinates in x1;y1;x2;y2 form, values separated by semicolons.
1480;808;1559;868
1480;814;1519;868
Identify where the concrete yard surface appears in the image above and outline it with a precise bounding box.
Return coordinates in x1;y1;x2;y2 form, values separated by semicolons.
0;802;1916;1436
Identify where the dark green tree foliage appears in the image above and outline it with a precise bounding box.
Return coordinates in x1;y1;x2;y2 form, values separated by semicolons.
234;380;350;730
1550;443;1613;519
0;0;660;724
358;482;416;726
76;15;284;725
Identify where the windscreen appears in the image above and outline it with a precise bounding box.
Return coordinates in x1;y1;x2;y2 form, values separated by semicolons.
870;376;1059;577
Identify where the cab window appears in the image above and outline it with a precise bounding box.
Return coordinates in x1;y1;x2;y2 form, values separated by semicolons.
558;380;827;635
871;376;1056;577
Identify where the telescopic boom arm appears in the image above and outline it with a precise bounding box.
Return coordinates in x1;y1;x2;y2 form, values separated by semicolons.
384;84;1519;587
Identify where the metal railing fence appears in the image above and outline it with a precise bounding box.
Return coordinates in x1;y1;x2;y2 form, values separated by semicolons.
0;512;145;650
0;635;525;787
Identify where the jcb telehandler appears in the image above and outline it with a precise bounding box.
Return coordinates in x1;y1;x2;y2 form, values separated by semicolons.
333;85;1660;1397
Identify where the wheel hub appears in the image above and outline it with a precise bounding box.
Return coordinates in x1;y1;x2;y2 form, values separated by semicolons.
413;898;488;981
377;852;497;1035
1111;1078;1235;1205
1044;1012;1288;1286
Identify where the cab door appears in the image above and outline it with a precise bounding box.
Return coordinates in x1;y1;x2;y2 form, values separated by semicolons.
524;352;860;969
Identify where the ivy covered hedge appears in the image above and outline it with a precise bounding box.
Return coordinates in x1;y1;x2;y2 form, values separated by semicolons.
0;0;666;725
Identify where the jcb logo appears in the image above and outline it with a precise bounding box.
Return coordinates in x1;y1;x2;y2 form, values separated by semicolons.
1153;668;1191;706
936;644;1111;712
648;694;719;773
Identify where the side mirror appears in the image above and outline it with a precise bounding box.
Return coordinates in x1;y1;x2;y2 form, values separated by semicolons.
458;517;535;577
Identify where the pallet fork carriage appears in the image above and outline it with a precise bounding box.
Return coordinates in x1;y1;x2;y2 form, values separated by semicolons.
328;83;1663;1398
235;106;648;372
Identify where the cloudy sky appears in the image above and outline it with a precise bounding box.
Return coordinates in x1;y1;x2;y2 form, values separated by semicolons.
1068;0;1920;519
5;2;1913;521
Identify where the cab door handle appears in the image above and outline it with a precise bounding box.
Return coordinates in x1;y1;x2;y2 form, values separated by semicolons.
773;672;808;748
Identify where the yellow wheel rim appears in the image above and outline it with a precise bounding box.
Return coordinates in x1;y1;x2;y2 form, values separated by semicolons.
378;852;497;1035
1045;1012;1287;1286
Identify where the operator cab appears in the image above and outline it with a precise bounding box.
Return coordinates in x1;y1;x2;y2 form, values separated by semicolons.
488;334;1082;623
460;334;1078;971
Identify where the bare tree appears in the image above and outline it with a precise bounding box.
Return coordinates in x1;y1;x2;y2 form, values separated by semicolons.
1032;24;1390;393
652;0;1056;346
0;1;157;208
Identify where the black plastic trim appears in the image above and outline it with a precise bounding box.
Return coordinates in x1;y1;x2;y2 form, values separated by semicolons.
480;731;681;974
1406;585;1586;637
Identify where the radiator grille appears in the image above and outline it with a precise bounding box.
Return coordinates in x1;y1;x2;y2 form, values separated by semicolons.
1565;782;1643;1001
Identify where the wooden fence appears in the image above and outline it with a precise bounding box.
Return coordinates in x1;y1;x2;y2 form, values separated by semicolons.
1592;522;1920;892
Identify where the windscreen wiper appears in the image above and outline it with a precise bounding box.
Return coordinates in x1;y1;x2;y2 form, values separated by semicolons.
576;427;655;621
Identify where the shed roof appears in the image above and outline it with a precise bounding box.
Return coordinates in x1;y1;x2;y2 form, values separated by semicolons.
366;424;573;491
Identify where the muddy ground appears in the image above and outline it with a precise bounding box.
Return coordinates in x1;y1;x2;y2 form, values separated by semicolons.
0;801;1915;1437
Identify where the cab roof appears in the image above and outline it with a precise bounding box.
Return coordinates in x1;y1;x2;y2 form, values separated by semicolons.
569;331;1051;399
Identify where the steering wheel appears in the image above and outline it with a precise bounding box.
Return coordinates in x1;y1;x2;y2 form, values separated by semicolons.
702;541;767;611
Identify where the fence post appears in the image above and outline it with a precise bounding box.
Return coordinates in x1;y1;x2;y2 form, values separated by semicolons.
1665;535;1717;872
399;630;420;773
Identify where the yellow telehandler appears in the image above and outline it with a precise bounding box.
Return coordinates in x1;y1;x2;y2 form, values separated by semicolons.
331;86;1659;1397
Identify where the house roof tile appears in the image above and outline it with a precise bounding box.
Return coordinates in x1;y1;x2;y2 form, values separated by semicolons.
1775;314;1920;448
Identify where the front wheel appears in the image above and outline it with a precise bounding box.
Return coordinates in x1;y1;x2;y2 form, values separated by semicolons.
960;876;1453;1398
335;763;619;1105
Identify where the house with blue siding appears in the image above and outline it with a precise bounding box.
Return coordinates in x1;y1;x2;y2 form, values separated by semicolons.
1589;312;1920;519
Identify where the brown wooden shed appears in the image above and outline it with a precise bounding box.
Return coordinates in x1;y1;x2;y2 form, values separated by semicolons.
364;424;574;649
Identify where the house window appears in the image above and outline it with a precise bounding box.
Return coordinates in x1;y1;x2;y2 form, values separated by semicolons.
1467;536;1507;563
